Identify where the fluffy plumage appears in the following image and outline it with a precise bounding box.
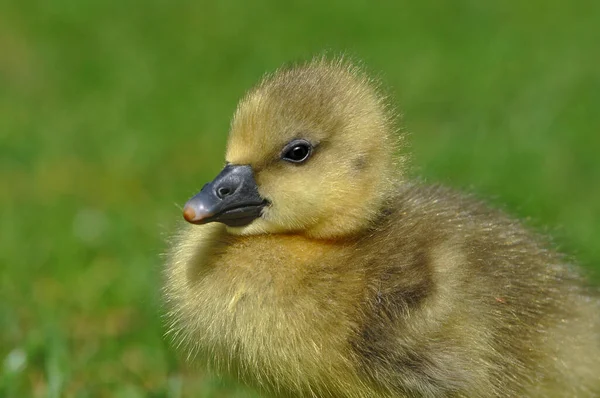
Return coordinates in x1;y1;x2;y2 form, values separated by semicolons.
164;58;600;397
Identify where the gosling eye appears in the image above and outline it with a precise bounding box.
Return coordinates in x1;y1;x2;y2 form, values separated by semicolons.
281;139;313;163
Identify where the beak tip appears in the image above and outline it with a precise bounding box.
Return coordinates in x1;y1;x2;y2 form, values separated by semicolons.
183;205;197;223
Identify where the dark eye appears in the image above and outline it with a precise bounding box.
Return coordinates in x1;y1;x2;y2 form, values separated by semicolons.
281;140;313;163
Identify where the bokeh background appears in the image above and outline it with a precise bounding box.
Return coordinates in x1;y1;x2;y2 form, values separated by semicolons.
1;0;599;397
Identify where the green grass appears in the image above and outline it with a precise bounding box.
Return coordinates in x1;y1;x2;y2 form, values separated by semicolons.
1;0;599;396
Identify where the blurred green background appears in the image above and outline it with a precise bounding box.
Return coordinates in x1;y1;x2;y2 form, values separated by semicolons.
1;0;598;397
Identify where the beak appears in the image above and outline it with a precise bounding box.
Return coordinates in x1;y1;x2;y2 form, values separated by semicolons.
182;164;268;227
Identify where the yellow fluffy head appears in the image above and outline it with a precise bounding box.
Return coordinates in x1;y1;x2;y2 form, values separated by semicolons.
225;58;402;239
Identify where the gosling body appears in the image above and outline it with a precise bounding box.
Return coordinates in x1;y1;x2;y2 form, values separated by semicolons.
165;59;600;397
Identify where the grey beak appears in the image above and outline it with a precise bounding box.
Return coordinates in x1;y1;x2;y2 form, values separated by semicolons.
182;165;267;227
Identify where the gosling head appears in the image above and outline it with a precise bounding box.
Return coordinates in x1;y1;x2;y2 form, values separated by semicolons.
183;59;401;239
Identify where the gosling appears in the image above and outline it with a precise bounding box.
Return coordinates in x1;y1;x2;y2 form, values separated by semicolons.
164;58;600;397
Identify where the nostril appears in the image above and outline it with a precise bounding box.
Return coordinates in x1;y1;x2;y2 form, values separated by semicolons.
217;186;232;198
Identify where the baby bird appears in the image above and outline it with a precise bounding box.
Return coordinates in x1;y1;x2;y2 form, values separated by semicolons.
164;58;600;397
